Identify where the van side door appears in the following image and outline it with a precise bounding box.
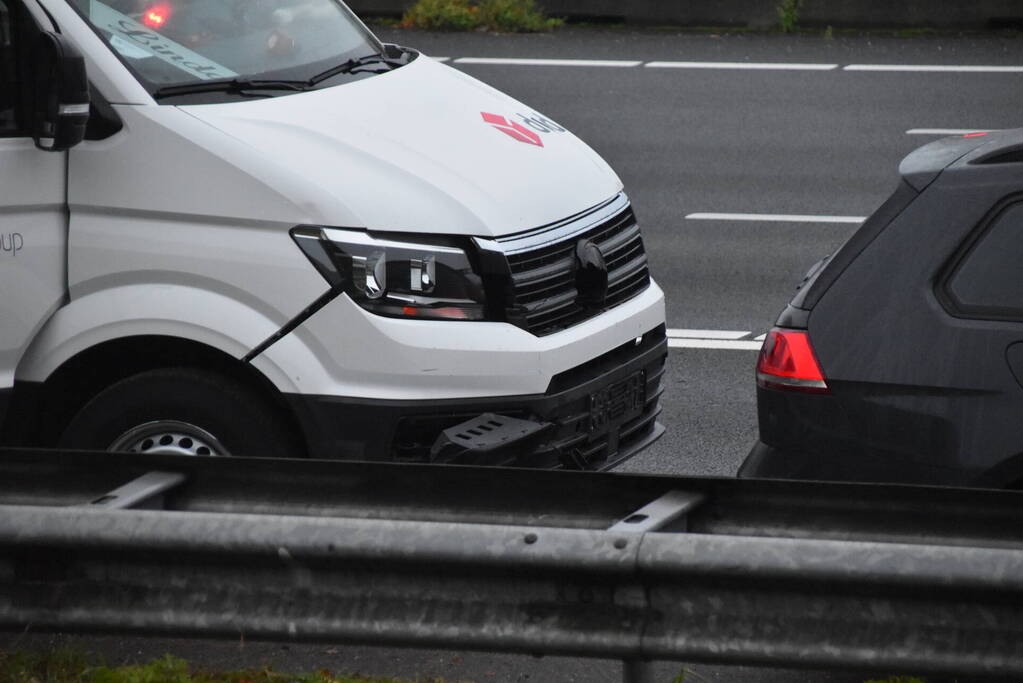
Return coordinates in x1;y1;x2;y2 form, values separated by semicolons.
0;0;69;424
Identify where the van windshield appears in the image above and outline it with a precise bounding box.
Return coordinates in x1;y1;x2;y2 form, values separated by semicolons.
69;0;384;94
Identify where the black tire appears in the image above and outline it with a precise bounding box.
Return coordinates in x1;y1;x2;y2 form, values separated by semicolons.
58;368;302;458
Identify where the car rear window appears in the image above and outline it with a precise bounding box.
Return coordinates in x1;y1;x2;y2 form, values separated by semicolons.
789;180;919;311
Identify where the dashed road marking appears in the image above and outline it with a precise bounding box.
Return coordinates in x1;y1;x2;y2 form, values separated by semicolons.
669;339;765;351
906;128;995;135
646;61;838;71
667;328;751;340
846;64;1023;73
686;212;865;224
666;328;765;351
454;57;643;67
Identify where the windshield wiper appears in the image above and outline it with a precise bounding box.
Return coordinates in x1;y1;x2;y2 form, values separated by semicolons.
153;47;412;100
154;78;308;100
307;47;411;85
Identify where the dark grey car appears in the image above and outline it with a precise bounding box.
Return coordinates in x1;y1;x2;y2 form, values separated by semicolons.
741;128;1023;487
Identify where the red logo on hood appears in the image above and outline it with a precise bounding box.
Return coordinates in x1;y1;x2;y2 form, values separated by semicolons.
481;112;544;147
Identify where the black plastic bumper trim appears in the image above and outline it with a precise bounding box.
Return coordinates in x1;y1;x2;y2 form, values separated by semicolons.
285;327;667;469
0;388;10;436
739;439;963;486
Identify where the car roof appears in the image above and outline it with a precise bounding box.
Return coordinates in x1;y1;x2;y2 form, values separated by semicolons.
899;127;1023;191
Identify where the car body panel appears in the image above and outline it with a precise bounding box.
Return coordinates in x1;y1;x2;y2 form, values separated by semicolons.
253;280;665;400
179;56;622;238
745;128;1023;487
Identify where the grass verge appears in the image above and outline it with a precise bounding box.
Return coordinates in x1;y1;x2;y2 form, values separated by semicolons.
0;650;449;683
400;0;562;32
0;649;951;683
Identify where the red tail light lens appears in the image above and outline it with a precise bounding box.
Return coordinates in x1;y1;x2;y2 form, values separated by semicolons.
756;328;830;394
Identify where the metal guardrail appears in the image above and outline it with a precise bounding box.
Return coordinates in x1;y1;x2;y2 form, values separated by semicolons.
3;449;1023;681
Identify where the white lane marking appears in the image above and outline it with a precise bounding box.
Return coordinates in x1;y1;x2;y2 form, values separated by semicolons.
686;213;866;224
646;61;837;71
906;128;995;135
669;339;764;351
667;328;750;340
846;64;1023;73
753;333;767;342
447;58;1023;73
430;56;451;62
455;57;642;67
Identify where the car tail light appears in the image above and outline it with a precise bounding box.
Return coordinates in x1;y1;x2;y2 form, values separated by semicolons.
756;328;830;394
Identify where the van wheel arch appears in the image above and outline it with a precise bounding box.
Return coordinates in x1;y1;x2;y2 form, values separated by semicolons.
58;367;303;457
6;335;306;453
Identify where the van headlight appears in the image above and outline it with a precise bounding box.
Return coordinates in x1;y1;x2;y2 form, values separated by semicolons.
291;227;487;321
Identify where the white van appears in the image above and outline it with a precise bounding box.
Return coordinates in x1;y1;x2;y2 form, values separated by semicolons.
1;0;666;468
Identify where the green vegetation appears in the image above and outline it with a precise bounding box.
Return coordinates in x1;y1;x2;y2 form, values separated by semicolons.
400;0;562;32
776;0;802;33
475;0;562;32
0;651;446;683
372;15;1020;38
670;667;713;682
400;0;476;31
672;669;926;683
893;27;942;37
0;649;938;683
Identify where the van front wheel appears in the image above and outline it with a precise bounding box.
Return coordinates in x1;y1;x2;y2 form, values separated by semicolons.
58;368;302;458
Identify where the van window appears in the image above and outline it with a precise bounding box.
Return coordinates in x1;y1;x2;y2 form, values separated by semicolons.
68;0;382;94
0;0;13;134
0;0;34;136
946;201;1023;320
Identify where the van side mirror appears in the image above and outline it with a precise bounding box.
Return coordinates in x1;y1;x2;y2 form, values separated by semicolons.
33;32;89;152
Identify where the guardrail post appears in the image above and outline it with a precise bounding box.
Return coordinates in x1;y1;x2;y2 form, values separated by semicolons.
614;491;703;683
81;471;186;510
622;659;657;683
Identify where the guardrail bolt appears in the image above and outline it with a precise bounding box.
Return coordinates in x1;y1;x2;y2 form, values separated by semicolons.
614;538;628;550
524;533;538;544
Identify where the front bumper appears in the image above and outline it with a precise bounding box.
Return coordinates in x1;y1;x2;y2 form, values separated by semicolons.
287;325;667;469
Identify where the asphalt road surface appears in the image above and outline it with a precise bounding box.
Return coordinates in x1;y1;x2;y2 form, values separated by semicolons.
15;25;1023;683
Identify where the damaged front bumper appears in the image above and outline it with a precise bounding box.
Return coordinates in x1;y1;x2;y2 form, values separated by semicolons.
287;324;667;470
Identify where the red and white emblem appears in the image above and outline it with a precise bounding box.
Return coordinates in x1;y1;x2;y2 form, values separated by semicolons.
481;112;544;147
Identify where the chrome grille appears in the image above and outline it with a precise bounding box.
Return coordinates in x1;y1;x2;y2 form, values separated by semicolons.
484;194;650;336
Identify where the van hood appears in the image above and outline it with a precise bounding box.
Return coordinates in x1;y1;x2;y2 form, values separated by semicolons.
180;56;622;237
